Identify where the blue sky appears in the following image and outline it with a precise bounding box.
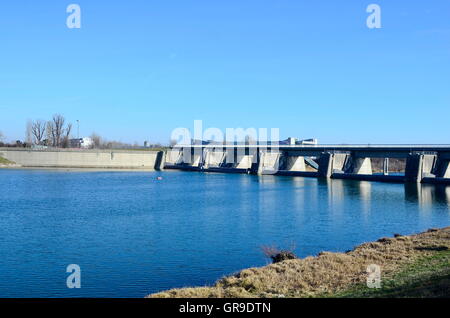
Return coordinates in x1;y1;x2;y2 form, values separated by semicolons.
1;1;449;144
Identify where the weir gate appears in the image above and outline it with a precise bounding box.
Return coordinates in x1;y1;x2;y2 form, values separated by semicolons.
162;144;450;184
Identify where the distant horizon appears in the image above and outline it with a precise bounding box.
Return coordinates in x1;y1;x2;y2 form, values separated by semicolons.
1;1;450;144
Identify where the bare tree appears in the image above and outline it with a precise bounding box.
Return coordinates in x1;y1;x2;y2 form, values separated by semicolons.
30;120;46;145
51;114;66;147
90;133;102;149
65;123;72;139
46;121;54;146
61;123;72;148
44;114;73;148
0;130;4;144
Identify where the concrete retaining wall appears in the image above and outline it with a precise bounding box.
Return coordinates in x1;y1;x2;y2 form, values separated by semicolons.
0;148;163;170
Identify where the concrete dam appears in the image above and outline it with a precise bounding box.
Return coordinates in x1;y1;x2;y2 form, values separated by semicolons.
0;148;165;170
3;145;450;185
163;144;450;185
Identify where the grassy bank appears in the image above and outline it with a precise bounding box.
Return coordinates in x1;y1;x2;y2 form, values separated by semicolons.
149;227;450;298
0;156;15;165
334;249;450;297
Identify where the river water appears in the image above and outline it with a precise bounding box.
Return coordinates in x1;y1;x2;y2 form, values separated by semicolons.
0;168;449;297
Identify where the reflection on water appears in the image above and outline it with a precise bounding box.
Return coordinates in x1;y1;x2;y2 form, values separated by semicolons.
405;183;450;207
0;169;449;297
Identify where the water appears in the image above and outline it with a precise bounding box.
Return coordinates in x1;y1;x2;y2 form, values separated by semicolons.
0;169;449;297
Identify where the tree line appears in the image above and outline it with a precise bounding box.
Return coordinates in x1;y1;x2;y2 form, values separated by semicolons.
1;115;164;149
26;114;73;148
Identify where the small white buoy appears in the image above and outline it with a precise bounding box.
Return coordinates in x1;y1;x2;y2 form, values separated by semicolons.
156;176;163;180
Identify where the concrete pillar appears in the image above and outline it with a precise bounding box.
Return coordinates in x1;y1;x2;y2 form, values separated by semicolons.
317;153;333;178
202;149;210;168
249;149;260;174
235;155;253;169
444;163;450;178
225;148;235;166
332;153;348;173
353;158;372;175
435;160;450;178
405;154;423;183
422;155;436;177
182;147;191;165
383;158;389;175
405;153;436;182
191;152;202;167
204;150;225;168
181;147;202;167
256;151;264;175
257;151;280;175
285;156;306;171
155;151;166;170
165;149;182;165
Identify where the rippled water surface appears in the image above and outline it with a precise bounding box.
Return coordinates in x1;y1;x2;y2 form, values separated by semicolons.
0;169;449;297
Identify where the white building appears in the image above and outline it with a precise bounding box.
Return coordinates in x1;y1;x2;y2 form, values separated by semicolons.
69;137;94;149
80;137;93;149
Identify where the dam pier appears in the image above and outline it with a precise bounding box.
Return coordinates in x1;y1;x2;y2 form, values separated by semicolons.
164;144;450;185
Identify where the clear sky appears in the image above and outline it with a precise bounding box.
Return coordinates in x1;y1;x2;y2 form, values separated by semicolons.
1;1;449;144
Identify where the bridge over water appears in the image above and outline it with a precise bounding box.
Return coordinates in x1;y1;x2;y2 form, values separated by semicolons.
163;144;450;185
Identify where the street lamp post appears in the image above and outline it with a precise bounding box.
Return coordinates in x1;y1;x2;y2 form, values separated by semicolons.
76;120;80;148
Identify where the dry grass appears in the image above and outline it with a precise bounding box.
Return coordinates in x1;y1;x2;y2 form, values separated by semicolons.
148;227;450;298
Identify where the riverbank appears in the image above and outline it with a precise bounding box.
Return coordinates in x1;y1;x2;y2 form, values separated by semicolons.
149;227;450;298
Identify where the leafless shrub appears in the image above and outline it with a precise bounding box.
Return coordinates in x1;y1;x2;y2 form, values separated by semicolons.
261;243;297;264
